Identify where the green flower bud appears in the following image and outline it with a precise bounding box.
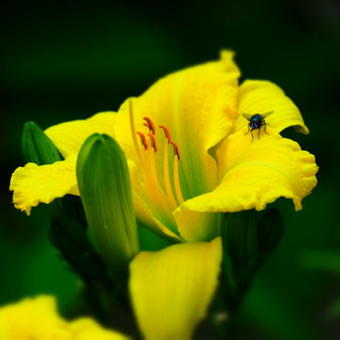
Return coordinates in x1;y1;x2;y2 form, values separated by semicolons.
257;208;284;255
77;133;139;273
21;121;62;164
225;211;259;264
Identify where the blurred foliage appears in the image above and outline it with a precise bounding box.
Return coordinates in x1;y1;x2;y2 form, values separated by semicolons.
302;250;340;275
301;250;340;319
1;0;340;339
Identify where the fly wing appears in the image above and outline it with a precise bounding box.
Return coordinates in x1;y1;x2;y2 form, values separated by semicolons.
241;113;253;121
261;111;274;118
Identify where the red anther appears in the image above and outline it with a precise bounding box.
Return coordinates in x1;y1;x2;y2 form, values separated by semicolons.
159;125;172;143
171;141;180;160
136;131;148;150
143;117;156;135
148;133;158;152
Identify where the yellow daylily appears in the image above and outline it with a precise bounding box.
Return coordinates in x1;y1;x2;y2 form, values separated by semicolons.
9;51;318;339
0;295;129;340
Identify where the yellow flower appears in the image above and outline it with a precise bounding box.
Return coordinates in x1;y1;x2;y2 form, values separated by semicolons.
0;295;128;340
9;51;318;339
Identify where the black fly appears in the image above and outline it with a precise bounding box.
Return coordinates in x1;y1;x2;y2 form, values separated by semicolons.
242;111;274;141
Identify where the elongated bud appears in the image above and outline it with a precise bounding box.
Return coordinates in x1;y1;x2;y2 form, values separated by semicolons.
77;133;139;273
21;121;62;164
225;211;259;264
257;208;284;255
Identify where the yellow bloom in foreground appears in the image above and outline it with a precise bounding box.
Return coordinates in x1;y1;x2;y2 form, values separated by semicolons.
9;51;318;339
0;296;128;340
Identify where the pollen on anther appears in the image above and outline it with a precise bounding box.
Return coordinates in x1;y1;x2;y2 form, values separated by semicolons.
143;117;156;135
159;125;172;143
148;133;158;152
171;141;180;160
136;131;148;150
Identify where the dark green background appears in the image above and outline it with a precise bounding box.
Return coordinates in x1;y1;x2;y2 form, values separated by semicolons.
1;0;340;339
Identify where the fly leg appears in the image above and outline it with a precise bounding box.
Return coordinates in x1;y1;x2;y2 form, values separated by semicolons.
250;129;254;142
263;122;269;135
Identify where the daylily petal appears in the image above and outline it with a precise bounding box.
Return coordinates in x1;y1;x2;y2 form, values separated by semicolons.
174;209;220;242
129;237;222;340
233;80;309;135
177;131;317;214
116;51;240;199
10;156;78;215
45;112;116;158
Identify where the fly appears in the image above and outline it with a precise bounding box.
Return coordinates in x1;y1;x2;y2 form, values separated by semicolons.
242;111;274;142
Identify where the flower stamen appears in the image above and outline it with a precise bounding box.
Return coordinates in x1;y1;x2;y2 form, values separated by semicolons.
129;107;184;226
159;125;172;143
173;154;184;204
162;141;178;208
144;146;175;220
136;131;148;150
143;117;156;135
171;141;180;160
148;133;158;152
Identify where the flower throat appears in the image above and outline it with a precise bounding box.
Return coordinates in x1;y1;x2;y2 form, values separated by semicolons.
128;100;184;229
